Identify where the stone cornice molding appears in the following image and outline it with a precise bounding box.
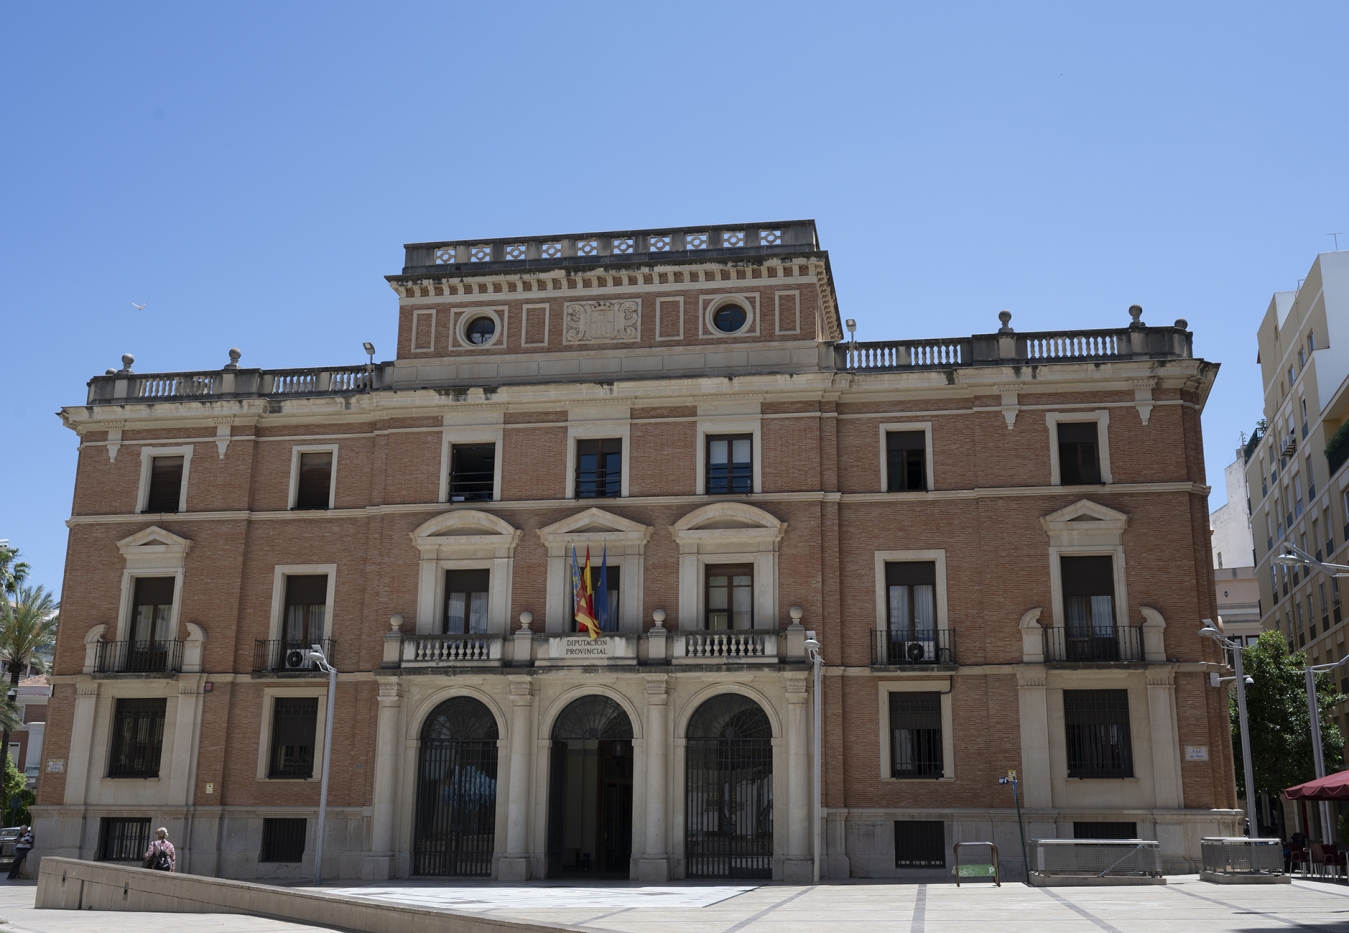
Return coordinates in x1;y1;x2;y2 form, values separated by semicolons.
536;508;653;557
1040;499;1129;548
670;502;787;554
410;510;521;560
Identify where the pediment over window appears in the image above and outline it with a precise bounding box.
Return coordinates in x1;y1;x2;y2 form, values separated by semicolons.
537;508;652;557
1040;499;1128;547
117;526;192;570
411;510;521;559
671;502;787;554
118;526;192;553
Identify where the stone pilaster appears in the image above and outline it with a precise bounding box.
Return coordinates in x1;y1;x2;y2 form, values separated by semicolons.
364;678;402;879
499;675;534;881
638;674;670;881
783;671;813;883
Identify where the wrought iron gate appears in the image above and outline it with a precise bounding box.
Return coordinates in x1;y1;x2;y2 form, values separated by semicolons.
685;694;773;879
413;696;499;876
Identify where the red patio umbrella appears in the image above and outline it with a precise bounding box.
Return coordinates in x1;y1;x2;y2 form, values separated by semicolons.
1286;770;1349;800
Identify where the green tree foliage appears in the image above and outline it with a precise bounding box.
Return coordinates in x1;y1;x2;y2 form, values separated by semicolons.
0;545;30;602
2;751;33;826
0;583;57;786
1233;630;1345;799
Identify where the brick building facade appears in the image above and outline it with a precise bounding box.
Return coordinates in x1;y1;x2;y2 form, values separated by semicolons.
34;221;1238;881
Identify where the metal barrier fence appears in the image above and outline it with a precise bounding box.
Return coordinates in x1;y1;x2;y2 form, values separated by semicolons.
1200;837;1284;874
1030;839;1162;877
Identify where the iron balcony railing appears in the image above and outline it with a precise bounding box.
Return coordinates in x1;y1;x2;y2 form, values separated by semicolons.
873;629;956;666
253;639;336;673
1044;626;1143;663
94;639;183;674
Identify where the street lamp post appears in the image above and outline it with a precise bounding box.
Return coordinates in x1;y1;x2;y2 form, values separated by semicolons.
1199;619;1258;836
803;630;823;884
306;644;337;886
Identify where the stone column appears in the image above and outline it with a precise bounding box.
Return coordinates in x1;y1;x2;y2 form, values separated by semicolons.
1146;670;1183;809
1015;668;1053;809
499;676;534;881
365;678;402;879
63;682;100;806
784;671;812;883
638;674;670;881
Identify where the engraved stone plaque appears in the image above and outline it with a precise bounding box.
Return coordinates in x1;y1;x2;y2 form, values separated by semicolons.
564;300;641;344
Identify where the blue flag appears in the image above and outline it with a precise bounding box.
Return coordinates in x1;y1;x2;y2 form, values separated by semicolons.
595;543;610;631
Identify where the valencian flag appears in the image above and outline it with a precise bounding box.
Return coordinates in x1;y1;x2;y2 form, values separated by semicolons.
571;545;600;639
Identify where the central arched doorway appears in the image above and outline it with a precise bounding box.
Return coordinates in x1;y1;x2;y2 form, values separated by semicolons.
547;694;634;878
685;693;773;878
413;696;499;876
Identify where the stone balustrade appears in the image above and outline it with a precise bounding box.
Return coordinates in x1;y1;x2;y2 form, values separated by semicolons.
672;630;778;664
401;634;503;666
388;628;797;668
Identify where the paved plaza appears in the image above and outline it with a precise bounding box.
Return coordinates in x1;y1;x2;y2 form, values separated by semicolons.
6;876;1349;933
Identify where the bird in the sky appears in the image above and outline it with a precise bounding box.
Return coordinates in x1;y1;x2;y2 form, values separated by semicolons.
132;302;146;311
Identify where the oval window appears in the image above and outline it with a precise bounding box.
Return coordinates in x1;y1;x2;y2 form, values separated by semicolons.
713;303;747;334
465;316;496;345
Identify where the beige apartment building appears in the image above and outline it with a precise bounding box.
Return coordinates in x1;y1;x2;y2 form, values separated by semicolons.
33;221;1238;882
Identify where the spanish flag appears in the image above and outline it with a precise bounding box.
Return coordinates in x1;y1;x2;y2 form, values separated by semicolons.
572;546;600;639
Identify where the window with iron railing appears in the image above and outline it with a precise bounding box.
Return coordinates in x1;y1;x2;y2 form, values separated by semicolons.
889;692;943;778
894;820;946;868
269;697;318;779
448;443;495;502
107;698;166;778
98;817;151;861
260;818;307;863
1064;689;1133;779
706;434;753;495
575;438;622;498
1074;821;1137;840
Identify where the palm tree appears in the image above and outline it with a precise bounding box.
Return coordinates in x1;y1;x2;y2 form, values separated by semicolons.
0;546;29;601
0;585;58;783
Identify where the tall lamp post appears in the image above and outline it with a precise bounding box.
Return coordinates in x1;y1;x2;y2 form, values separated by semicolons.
306;644;337;885
1274;545;1349;841
1199;619;1258;836
803;630;823;884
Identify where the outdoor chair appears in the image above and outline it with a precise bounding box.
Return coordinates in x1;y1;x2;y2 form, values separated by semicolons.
1290;843;1311;876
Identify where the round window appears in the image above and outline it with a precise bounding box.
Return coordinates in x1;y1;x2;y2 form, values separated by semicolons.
712;303;747;334
465;316;497;345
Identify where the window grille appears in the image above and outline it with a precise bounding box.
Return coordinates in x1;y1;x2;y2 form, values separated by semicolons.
98;817;151;861
575;438;622;498
269;698;318;778
260;818;307;862
448;444;495;501
707;435;752;494
1074;821;1137;839
889;692;943;778
108;698;166;778
894;820;946;868
1064;690;1134;778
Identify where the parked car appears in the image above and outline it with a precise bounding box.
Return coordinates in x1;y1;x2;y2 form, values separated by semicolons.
0;827;21;866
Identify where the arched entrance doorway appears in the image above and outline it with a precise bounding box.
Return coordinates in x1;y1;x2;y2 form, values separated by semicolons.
413;696;499;876
685;693;773;878
547;695;634;878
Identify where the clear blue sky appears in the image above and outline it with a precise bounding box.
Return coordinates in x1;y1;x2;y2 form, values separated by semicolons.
3;3;1347;597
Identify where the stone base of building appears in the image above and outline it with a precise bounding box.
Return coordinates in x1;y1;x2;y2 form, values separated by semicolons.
1200;870;1290;884
782;857;814;883
497;856;531;881
636;857;671;882
361;854;395;880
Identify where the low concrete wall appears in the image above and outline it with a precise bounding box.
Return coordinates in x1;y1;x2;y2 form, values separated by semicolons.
35;857;582;933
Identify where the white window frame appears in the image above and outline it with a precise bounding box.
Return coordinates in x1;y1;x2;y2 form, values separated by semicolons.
439;425;505;503
115;527;192;643
288;444;339;510
453;306;508;349
411;511;521;635
774;289;801;335
537;508;652;633
670;503;785;631
877;423;934;494
873;549;949;632
877;680;955;781
699;293;760;338
256;686;330;782
519;303;550;347
409;308;436;352
136;445;194;514
1046;411;1112;485
696;414;762;496
268;565;337;642
655;297;685;341
565;416;631;500
1041;500;1131;634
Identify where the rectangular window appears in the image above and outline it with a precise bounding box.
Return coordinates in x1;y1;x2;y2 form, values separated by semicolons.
1060;556;1116;660
571;564;620;632
269;697;318;779
1324;506;1334;555
1307;454;1316;499
107;698;166;778
283;575;328;647
1064;689;1134;778
1058;422;1101;485
130;576;175;645
1294;476;1304;517
894;821;946;868
575;438;622;498
98;817;151;861
444;569;490;635
1073;821;1137;840
706;564;753;630
448;443;495;502
886;562;936;636
706;434;753;495
260;818;308;863
886;431;927;492
889;692;943;778
294;451;333;510
144;455;184;513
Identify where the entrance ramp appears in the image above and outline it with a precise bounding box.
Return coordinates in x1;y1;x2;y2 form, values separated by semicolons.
35;857;588;933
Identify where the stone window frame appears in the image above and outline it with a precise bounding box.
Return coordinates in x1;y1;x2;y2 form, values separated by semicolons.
876;680;955;782
695;413;762;496
113;527;191;644
453;306;508;350
409;308;436;352
565;415;632;500
410;511;521;636
699;293;760;338
255;685;330;783
518;303;550;347
438;423;505;504
670;502;786;631
655;297;685;341
872;549;949;634
1041;499;1131;637
136;445;194;514
537;508;652;634
1046;410;1113;486
91;681;180;785
267;564;337;643
877;423;934;495
774;289;801;336
288;444;338;510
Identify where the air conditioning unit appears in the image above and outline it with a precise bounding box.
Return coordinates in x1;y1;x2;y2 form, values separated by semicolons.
284;648;313;670
1282;434;1297;457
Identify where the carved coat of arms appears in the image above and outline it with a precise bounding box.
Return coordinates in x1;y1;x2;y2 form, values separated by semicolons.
564;300;640;344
